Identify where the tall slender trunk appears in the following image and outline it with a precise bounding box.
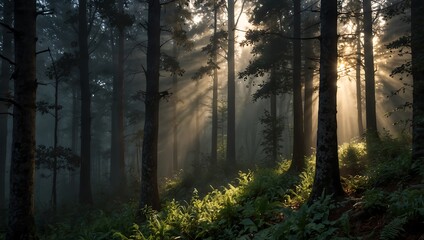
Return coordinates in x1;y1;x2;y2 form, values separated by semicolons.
309;0;344;202
303;39;315;156
51;50;59;211
363;0;378;141
78;0;93;205
139;0;161;212
211;3;219;166
411;0;424;162
172;43;179;173
226;0;236;165
111;0;126;196
7;0;37;238
290;0;305;172
0;0;12;214
355;16;364;136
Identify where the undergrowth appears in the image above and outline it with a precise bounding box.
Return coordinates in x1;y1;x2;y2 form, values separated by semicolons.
3;135;422;240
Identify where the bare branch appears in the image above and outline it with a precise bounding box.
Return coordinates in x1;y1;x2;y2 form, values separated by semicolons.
0;112;13;117
0;22;14;33
0;97;22;109
0;53;16;66
36;49;50;55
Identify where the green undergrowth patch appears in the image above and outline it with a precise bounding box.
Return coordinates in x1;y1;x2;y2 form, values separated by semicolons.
5;136;422;240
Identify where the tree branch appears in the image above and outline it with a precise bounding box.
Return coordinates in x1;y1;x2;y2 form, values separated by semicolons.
0;97;22;109
0;53;16;65
0;112;13;117
0;22;14;33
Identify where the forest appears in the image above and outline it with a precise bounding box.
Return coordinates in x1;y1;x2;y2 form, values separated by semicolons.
0;0;423;239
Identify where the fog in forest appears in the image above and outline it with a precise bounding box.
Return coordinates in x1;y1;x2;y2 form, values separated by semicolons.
0;0;416;234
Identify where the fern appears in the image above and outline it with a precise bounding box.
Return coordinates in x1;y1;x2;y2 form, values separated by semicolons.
379;216;407;240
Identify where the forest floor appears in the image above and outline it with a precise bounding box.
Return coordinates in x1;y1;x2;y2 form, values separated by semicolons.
1;136;423;239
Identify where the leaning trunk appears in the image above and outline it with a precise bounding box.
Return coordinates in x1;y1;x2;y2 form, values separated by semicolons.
7;0;37;238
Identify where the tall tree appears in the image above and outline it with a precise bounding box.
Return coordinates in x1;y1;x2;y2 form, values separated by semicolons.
363;0;378;141
411;0;424;163
355;14;364;135
290;0;305;172
0;0;12;214
139;0;161;212
110;0;127;197
309;0;344;201
78;0;93;205
6;0;37;238
226;0;236;165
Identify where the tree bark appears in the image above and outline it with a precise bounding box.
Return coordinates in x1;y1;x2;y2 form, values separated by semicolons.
172;42;179;173
226;0;236;165
309;0;344;202
211;2;219;166
111;0;126;196
363;0;378;141
355;15;364;136
290;0;305;172
303;38;315;156
78;0;93;205
0;0;12;214
411;0;424;163
6;0;37;238
139;0;161;212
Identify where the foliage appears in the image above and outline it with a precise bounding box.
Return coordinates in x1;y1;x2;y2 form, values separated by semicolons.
36;145;80;173
259;110;284;163
338;141;368;176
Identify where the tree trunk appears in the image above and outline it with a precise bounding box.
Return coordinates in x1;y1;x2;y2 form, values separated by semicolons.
290;0;305;172
211;3;219;166
111;0;126;196
226;0;236;165
139;0;161;212
6;0;37;238
172;43;179;173
51;51;59;211
309;0;344;202
355;16;364;136
303;38;315;156
78;0;93;205
0;0;12;214
411;0;424;163
363;0;378;141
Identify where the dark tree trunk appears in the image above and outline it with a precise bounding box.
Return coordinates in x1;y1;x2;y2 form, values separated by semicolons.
309;0;344;202
411;0;424;163
139;0;161;212
0;0;12;214
111;0;126;196
363;0;378;141
211;3;219;166
355;16;364;136
303;39;315;156
290;0;305;172
172;43;179;173
78;0;93;205
226;0;236;165
6;0;37;238
51;50;59;211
